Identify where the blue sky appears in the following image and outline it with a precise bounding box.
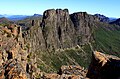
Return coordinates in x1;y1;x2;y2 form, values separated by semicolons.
0;0;119;18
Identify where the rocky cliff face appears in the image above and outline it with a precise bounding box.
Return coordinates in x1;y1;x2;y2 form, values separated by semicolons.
70;12;99;45
24;9;99;53
41;9;75;51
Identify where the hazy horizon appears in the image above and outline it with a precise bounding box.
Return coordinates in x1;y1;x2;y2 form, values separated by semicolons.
0;0;120;18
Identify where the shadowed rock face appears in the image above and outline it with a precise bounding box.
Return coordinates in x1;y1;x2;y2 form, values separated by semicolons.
87;51;120;79
70;12;99;45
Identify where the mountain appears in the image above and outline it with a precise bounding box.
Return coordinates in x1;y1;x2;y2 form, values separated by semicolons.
94;14;110;23
0;17;13;26
0;17;10;23
0;9;120;79
22;9;120;73
94;14;117;23
0;14;42;21
0;14;4;17
33;14;42;17
110;18;120;26
7;15;28;21
7;15;29;21
109;17;117;22
0;14;30;21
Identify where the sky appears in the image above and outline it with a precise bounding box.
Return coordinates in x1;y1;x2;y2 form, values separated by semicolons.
0;0;119;18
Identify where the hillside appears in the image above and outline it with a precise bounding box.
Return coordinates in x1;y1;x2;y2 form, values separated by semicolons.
22;9;120;73
0;17;13;26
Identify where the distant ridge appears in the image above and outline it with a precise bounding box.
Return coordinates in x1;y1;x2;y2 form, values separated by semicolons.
110;18;120;26
94;14;117;23
0;17;13;24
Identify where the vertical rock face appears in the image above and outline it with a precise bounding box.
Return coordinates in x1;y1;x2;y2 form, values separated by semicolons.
40;9;100;51
41;9;75;51
23;25;46;53
70;12;98;45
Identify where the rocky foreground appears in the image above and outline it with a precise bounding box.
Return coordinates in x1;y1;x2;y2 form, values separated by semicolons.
0;24;39;79
0;24;119;79
42;51;120;79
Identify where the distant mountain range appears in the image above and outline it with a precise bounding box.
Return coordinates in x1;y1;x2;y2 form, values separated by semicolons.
0;13;118;22
110;18;120;26
0;14;42;21
94;14;117;23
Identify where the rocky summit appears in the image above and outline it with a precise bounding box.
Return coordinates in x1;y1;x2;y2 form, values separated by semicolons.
0;9;120;79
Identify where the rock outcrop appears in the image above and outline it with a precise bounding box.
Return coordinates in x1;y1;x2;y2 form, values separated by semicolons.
43;65;88;79
0;59;27;79
87;51;120;79
0;24;27;69
0;24;38;79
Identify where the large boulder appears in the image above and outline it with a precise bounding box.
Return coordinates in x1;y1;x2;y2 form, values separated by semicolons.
87;51;120;79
